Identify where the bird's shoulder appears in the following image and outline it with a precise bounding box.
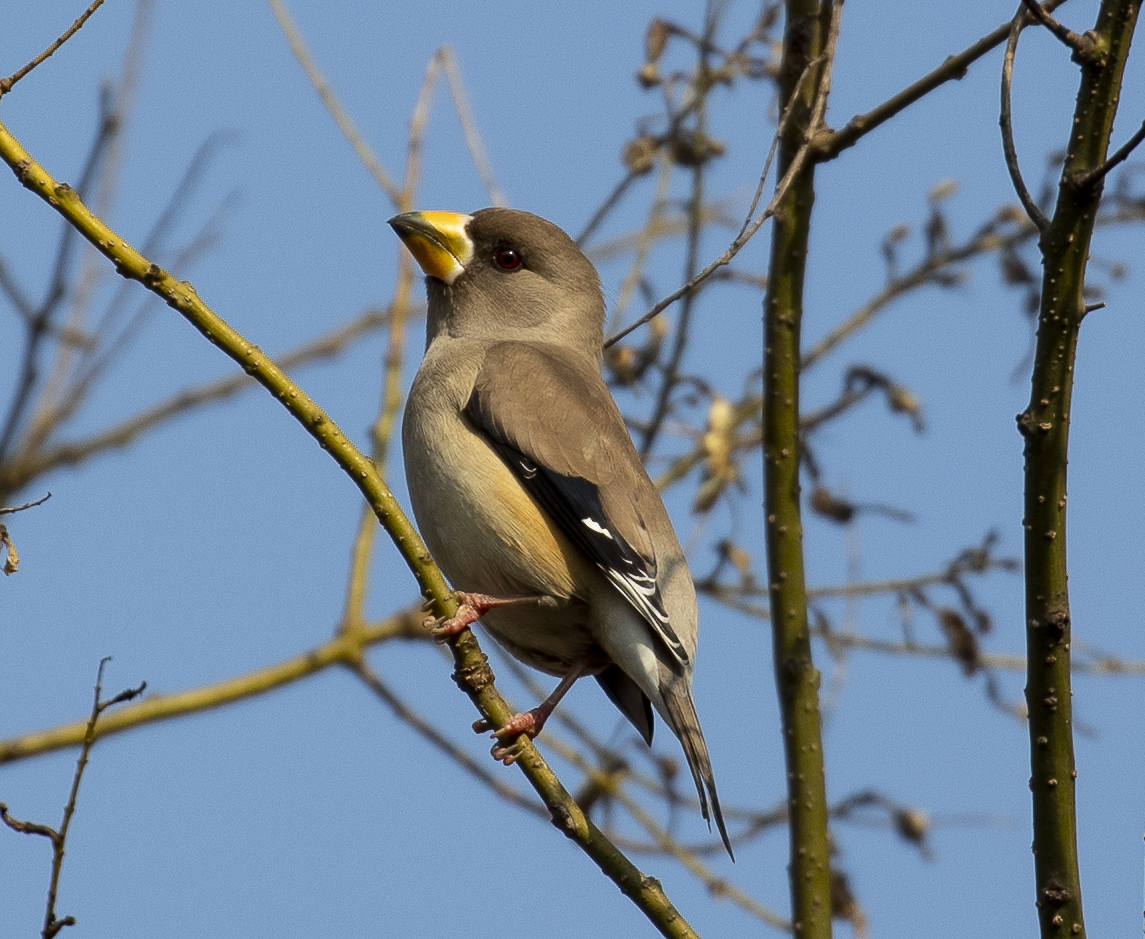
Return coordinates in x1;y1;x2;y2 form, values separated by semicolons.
467;340;627;483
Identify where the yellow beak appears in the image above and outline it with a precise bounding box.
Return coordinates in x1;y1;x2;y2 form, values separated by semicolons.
388;211;474;284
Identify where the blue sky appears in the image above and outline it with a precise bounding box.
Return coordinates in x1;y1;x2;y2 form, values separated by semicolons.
2;1;1143;937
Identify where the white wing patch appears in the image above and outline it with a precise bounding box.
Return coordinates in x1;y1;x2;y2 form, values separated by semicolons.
581;517;614;539
474;430;689;667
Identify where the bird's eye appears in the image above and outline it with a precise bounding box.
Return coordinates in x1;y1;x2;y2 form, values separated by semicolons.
494;247;523;271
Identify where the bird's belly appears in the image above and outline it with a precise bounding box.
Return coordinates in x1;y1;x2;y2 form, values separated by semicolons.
403;405;606;674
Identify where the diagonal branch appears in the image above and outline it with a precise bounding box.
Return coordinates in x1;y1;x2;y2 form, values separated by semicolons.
266;0;401;205
1079;116;1145;188
0;0;107;96
0;116;702;939
605;43;832;350
815;0;1071;160
1021;0;1097;58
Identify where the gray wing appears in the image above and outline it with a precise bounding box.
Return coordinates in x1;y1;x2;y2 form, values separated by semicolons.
466;341;687;666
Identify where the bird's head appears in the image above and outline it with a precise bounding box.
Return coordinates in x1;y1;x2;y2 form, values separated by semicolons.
389;207;605;358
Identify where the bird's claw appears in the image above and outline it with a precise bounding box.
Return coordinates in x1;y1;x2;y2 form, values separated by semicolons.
475;708;546;764
491;738;528;765
423;591;542;641
423;600;482;641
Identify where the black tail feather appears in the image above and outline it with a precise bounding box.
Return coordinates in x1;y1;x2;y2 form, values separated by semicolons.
660;675;734;861
595;665;655;746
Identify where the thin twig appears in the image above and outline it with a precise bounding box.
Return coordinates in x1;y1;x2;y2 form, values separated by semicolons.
804;220;1025;369
1021;0;1094;56
542;733;791;931
0;92;119;465
339;69;428;637
0;307;391;495
25;1;155;449
265;0;401;205
0;492;51;515
33;140;241;451
440;48;507;206
0;0;107;96
1080;117;1145;188
0;659;144;939
605;46;832;350
638;49;711;457
606;155;674;335
816;0;1072;160
350;660;544;817
0;255;39;322
0;609;426;765
576;170;641;246
1001;6;1052;232
94;0;154;219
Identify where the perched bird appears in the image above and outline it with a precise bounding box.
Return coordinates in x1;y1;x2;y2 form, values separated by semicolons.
390;207;732;858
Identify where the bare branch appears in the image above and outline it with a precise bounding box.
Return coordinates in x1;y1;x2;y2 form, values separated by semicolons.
816;0;1072;159
0;609;426;764
440;48;507;206
1;306;390;496
605;36;837;350
1000;7;1052;232
351;659;544;818
0;660;143;939
0;491;51;515
1080;116;1145;188
0;0;107;96
265;0;401;205
1021;0;1097;58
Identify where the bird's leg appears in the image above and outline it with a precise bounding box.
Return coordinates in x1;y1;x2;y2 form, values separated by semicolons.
424;591;544;640
475;663;588;765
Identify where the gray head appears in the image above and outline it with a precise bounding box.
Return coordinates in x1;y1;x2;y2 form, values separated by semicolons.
389;207;605;360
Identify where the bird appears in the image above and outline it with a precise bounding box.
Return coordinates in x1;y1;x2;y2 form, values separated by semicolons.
389;207;732;858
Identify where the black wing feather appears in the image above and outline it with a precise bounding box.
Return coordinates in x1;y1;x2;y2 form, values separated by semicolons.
481;436;687;665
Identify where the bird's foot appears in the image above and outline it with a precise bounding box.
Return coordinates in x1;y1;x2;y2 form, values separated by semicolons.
472;663;587;764
473;707;548;765
423;591;539;640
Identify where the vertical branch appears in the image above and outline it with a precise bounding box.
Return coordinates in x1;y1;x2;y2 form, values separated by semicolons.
762;1;839;936
1017;3;1138;938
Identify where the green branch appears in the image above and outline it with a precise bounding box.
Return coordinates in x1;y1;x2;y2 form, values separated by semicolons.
0;116;699;939
762;2;839;936
1016;2;1140;938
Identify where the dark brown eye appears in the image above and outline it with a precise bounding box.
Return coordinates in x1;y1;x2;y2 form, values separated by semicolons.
495;247;522;271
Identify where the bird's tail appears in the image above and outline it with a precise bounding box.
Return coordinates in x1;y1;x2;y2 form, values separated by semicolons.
660;673;734;860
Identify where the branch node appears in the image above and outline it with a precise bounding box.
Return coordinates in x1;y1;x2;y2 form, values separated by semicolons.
1021;0;1100;63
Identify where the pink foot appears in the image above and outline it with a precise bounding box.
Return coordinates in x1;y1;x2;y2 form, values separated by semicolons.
473;663;587;764
474;707;550;763
424;591;538;641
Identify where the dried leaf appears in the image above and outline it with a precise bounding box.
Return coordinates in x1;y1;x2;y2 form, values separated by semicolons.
693;396;740;513
937;607;979;675
809;486;855;524
830;869;868;938
621;135;657;175
1;525;16;576
928;178;959;202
